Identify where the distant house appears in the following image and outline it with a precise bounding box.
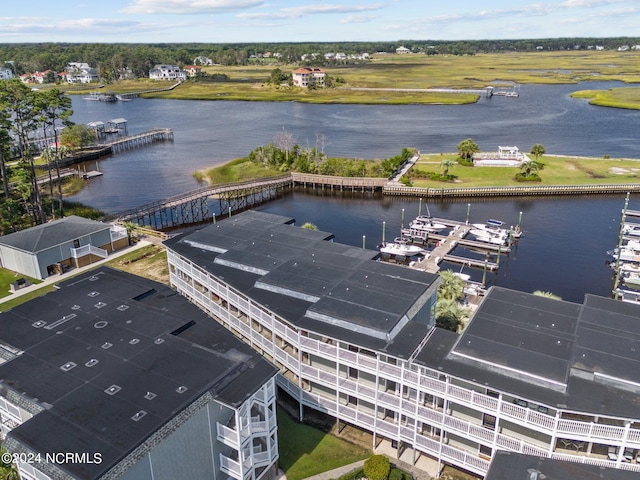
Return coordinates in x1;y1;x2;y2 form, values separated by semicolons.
292;67;326;88
0;216;129;280
149;64;187;81
396;46;411;54
65;62;98;83
472;146;530;167
193;55;213;65
0;66;14;80
183;65;202;77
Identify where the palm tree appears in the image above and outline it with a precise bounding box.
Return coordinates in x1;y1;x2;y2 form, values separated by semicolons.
530;143;545;161
533;290;562;300
520;159;540;178
440;159;456;177
436;298;472;333
438;269;465;302
456;138;479;161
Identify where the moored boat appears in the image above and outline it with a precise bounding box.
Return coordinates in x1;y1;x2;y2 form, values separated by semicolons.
410;215;447;233
379;238;424;256
469;228;507;245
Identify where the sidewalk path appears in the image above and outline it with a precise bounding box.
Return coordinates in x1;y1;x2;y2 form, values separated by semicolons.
303;460;365;480
0;239;153;305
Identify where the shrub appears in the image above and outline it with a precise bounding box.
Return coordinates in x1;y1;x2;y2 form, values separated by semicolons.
364;455;390;480
389;468;405;480
514;173;542;182
457;157;474;167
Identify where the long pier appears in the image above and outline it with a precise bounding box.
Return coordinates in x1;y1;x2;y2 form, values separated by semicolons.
113;175;293;229
108;128;174;153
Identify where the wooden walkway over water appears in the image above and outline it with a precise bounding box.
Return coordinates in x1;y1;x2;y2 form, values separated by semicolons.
108;128;174;153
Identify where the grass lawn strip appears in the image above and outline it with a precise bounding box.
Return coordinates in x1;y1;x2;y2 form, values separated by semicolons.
276;408;370;480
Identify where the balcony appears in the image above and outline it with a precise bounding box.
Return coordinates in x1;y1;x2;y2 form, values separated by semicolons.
70;244;108;259
217;422;240;449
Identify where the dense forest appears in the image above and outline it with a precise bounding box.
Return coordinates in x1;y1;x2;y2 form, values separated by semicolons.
1;37;639;79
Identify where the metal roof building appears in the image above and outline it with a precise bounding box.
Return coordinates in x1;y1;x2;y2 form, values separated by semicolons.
0;216;129;280
0;267;279;480
165;210;640;478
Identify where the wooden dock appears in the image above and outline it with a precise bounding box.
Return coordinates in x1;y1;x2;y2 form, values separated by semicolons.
407;223;500;273
108;128;174;153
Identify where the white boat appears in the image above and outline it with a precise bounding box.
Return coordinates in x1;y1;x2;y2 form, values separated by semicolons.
469;228;507;245
410;215;447;233
608;248;640;262
473;218;521;239
622;272;640;289
379;238;424;256
623;223;640;237
116;94;133;102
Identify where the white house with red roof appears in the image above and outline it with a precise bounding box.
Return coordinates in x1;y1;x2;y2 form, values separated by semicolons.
292;67;326;88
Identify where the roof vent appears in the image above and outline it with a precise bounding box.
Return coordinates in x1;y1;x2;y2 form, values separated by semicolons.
176;386;188;394
101;342;113;349
527;469;546;480
144;391;157;400
85;359;99;367
32;320;46;328
94;321;108;329
88;291;100;297
154;338;165;345
129;338;140;345
117;304;130;311
89;276;99;282
95;302;107;309
105;385;121;395
71;305;81;310
131;410;147;422
60;362;77;372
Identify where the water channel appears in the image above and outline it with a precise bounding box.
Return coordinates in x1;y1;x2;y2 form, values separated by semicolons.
66;81;640;302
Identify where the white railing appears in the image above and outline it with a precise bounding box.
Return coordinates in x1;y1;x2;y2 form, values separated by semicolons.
219;454;242;479
216;423;239;449
70;244;108;259
110;225;128;242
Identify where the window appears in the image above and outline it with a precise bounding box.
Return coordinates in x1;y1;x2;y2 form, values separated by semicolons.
73;239;80;248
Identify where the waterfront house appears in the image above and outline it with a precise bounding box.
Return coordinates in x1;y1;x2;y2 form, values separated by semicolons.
165;210;640;478
0;268;279;480
65;62;98;83
0;216;129;280
292;67;326;88
183;65;202;77
0;66;14;80
148;64;187;81
396;46;411;54
473;146;529;167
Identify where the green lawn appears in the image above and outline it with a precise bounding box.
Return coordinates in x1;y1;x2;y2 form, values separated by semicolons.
411;153;640;188
277;408;370;480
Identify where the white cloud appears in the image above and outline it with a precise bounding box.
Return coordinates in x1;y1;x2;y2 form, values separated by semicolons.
340;15;377;24
121;0;263;15
238;3;384;20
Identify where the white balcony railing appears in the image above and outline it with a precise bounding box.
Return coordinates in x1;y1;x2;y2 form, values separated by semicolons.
70;244;108;259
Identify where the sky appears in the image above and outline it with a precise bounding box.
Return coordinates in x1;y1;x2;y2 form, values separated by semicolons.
1;0;639;44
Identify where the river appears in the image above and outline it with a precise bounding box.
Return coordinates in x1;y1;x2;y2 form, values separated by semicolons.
65;81;640;302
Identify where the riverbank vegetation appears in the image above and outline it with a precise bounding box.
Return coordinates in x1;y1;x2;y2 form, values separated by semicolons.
570;86;640;110
198;142;415;184
41;50;640;106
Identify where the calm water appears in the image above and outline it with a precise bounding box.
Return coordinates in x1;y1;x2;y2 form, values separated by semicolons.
65;82;640;301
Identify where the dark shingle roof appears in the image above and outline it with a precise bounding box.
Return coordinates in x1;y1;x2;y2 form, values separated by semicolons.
0;267;276;480
0;216;110;253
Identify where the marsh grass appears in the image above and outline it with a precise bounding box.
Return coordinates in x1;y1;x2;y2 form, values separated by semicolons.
56;51;640;106
570;87;640;110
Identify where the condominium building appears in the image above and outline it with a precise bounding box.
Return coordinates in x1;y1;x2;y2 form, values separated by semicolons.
292;67;326;88
0;268;278;480
165;210;640;478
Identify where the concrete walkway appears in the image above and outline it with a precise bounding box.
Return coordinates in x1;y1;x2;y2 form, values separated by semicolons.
303;459;365;480
0;239;153;305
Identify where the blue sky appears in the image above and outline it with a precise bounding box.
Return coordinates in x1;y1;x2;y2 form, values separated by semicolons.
1;0;639;43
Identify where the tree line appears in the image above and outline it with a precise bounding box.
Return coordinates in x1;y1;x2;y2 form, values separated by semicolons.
1;37;638;79
0;79;98;234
